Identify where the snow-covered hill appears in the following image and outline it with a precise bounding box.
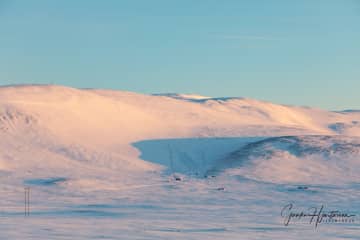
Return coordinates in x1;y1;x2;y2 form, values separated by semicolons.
1;84;360;184
0;85;359;239
208;135;360;184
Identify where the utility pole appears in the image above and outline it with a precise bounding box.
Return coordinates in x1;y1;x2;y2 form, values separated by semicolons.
168;144;174;174
24;187;30;216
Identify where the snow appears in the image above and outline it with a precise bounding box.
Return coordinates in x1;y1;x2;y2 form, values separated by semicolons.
217;135;360;185
0;85;359;239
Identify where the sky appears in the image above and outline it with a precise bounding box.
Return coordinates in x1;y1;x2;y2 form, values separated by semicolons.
0;0;359;110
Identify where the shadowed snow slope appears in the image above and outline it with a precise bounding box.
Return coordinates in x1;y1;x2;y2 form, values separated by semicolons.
208;135;360;184
1;84;360;186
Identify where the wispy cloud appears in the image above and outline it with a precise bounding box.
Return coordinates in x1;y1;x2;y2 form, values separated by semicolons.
218;35;282;41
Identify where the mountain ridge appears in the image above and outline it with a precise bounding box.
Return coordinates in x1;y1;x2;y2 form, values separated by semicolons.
1;84;360;187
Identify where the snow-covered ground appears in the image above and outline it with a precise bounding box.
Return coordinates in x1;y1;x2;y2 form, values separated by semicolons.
0;85;359;239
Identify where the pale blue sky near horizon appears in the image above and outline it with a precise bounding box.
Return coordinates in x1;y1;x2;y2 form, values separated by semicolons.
0;0;359;110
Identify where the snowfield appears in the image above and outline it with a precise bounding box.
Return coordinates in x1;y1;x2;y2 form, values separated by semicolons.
0;85;359;239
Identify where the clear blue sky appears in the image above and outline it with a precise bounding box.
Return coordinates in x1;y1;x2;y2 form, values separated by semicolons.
0;0;359;110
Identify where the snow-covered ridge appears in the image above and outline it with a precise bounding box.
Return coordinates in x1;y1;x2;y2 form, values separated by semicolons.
209;135;360;184
0;84;360;187
152;93;213;100
337;109;360;113
0;84;359;137
152;93;245;103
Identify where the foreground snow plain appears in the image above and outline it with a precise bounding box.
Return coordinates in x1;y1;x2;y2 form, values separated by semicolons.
0;85;359;239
